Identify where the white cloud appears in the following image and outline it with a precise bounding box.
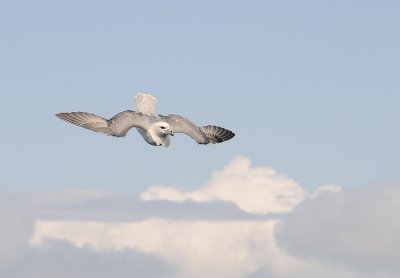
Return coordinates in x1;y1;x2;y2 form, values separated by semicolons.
309;184;342;198
0;195;174;278
141;156;306;214
25;157;350;277
0;240;174;278
31;220;279;278
2;157;399;278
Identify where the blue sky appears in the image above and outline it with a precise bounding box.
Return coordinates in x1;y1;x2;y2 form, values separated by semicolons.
1;0;399;193
1;1;400;277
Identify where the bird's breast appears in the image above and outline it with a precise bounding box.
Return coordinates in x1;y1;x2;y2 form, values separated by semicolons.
136;128;157;146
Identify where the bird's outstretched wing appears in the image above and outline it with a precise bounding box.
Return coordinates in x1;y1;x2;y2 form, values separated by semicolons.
56;110;150;137
160;114;235;144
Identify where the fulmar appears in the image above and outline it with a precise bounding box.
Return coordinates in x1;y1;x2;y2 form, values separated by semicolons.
56;93;235;147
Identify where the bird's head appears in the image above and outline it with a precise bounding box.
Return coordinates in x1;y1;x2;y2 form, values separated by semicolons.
155;122;174;136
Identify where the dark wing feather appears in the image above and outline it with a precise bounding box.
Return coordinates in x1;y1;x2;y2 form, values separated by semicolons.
201;125;235;143
160;114;235;144
56;110;149;137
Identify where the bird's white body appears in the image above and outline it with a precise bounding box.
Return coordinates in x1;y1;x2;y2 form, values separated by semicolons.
134;93;171;147
137;122;171;147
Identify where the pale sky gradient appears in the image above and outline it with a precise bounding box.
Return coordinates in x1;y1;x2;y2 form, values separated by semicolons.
1;0;400;193
1;2;400;276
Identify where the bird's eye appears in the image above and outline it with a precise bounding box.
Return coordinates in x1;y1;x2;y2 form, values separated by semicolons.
161;126;166;129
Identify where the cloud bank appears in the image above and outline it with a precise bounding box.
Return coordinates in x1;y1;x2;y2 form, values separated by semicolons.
276;185;400;274
141;156;306;214
1;157;399;277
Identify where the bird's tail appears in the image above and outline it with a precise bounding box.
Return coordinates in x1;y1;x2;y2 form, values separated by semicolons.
134;93;157;115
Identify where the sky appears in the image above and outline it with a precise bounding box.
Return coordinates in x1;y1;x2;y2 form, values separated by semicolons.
1;1;400;277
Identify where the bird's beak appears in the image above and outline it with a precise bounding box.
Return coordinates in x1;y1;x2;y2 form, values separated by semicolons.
170;130;174;136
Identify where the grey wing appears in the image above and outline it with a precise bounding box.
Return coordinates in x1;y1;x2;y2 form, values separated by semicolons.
160;114;235;144
56;110;150;137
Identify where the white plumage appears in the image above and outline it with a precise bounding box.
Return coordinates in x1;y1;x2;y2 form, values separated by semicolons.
56;93;235;147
